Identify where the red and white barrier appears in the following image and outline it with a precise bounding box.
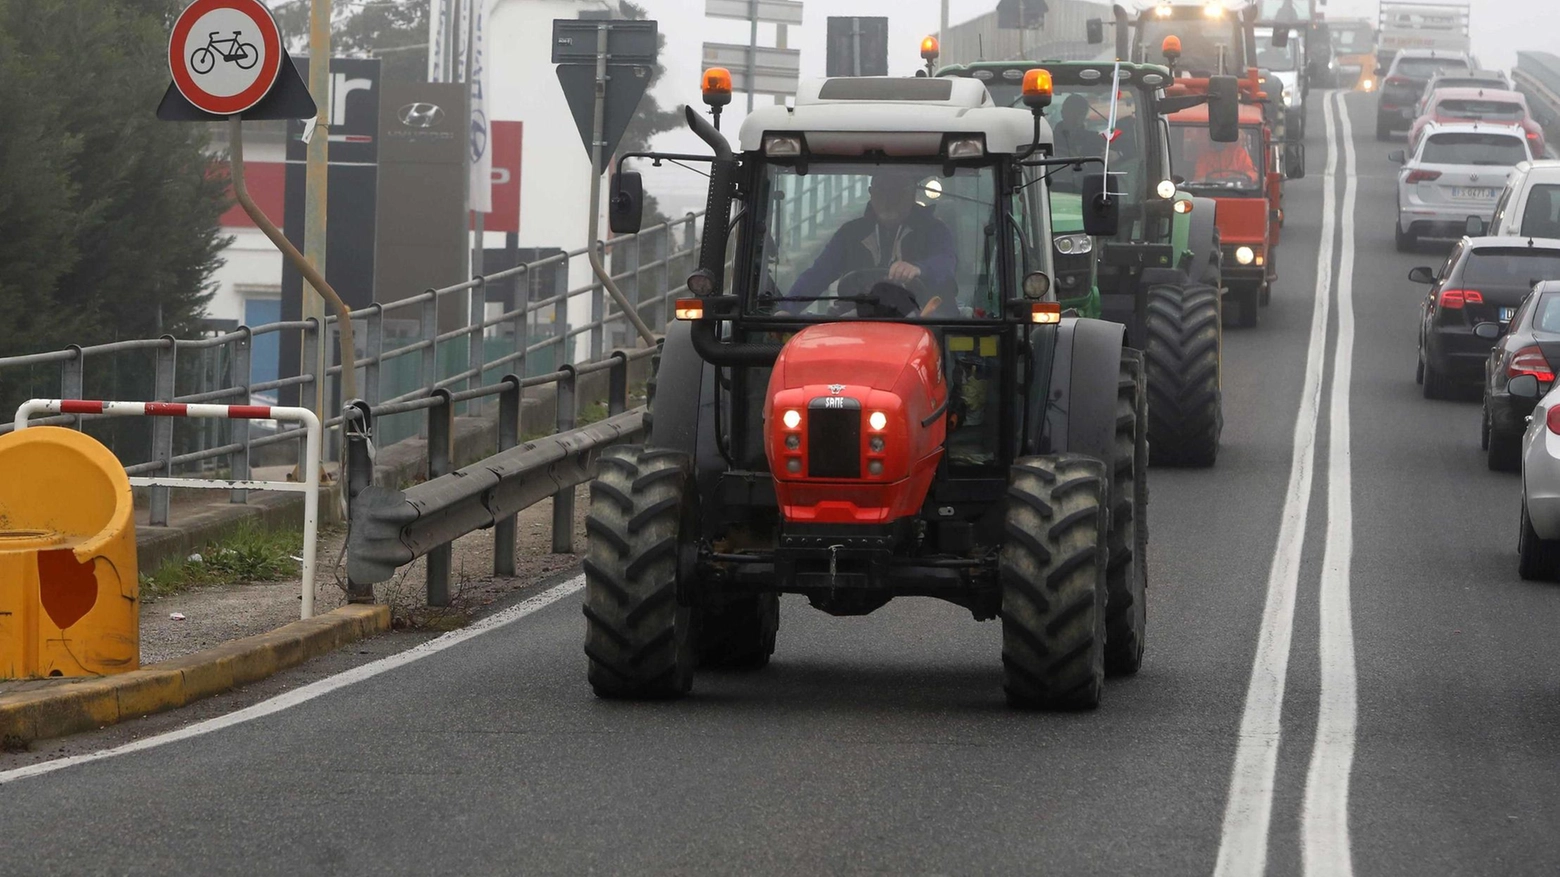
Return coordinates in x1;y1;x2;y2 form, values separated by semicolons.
14;400;323;618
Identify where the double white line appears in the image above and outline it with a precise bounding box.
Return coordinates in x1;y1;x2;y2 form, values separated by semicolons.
1214;91;1359;877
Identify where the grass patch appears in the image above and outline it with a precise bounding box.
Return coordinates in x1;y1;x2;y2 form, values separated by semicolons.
140;522;304;598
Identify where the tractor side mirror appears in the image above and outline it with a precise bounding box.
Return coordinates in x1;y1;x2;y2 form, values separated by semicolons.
1408;266;1438;284
1081;173;1122;237
1272;27;1290;48
1086;18;1104;45
1473;322;1502;341
1286;142;1307;180
1508;373;1541;400
1208;75;1240;143
1466;215;1487;236
1387;149;1406;164
608;171;644;235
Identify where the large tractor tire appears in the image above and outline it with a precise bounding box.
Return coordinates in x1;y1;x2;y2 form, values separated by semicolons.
696;592;780;669
999;454;1110;710
1145;282;1223;468
1106;351;1148;676
582;445;697;699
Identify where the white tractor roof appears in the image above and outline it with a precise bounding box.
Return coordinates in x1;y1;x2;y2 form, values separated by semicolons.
738;77;1049;157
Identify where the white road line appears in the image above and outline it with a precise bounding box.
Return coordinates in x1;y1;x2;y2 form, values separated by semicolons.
1213;91;1341;877
1303;93;1360;877
0;576;586;786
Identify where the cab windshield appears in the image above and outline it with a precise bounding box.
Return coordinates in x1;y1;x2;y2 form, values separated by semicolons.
1256;34;1300;71
987;82;1148;203
1331;26;1373;51
750;162;1045;321
1170;125;1265;192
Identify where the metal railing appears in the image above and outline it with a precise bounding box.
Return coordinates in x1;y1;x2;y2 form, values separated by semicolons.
0;172;871;532
1515;52;1560;142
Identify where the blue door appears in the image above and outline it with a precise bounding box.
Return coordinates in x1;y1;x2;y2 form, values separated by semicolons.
244;297;282;394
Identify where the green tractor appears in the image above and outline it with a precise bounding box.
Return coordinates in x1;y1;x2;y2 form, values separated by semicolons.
941;60;1230;467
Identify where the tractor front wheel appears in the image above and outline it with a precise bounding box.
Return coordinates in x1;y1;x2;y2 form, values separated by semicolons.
1145;282;1223;467
582;445;697;699
1000;455;1110;709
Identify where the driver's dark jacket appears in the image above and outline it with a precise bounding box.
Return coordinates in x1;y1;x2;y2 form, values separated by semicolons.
784;203;957;302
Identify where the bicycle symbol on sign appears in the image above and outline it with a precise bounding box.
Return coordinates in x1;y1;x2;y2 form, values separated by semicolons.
189;31;258;74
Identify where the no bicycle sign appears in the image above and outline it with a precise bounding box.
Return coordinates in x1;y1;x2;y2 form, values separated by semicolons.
168;0;283;116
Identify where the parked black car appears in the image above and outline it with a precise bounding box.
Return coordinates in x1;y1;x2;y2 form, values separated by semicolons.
1415;237;1560;400
1481;279;1560;470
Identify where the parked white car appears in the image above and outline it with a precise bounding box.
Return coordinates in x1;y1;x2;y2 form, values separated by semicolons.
1393;123;1533;251
1515;367;1560;578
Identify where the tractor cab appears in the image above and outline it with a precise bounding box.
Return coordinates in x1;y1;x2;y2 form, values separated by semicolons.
586;68;1150;710
1107;1;1258;76
1168;99;1280;325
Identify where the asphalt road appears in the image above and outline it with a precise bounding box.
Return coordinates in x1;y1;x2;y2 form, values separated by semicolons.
3;90;1557;876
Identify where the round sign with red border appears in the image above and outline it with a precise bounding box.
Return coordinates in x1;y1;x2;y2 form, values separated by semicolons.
168;0;283;116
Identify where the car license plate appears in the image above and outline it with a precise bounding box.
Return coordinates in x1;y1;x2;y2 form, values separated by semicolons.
1500;307;1516;322
1451;187;1497;199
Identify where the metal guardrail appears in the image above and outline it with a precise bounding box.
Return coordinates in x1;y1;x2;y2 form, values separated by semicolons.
1516;52;1560;140
340;346;654;605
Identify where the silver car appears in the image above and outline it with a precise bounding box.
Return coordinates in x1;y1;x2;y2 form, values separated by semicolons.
1393;122;1533;251
1515;370;1560;578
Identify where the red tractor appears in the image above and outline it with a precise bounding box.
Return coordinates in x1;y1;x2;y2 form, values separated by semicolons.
589;71;1151;709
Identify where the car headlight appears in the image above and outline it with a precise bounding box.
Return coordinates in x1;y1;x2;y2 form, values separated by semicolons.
1283;87;1296;107
1236;246;1255;265
1055;233;1093;256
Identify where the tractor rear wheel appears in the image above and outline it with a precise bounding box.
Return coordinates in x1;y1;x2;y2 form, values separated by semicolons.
1000;455;1110;710
1106;351;1148;676
696;592;780;669
582;445;697;699
1145;283;1223;468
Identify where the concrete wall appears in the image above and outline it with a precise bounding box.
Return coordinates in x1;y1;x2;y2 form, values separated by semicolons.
942;0;1114;67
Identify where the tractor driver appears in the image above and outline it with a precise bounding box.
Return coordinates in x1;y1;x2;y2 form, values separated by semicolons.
1187;128;1259;184
782;169;957;313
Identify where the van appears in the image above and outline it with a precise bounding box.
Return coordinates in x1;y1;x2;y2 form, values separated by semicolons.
1488;161;1560;240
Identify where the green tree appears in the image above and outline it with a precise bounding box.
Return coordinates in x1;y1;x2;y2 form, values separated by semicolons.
0;0;226;360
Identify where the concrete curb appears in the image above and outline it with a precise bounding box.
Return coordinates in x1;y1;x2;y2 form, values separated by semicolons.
0;604;390;744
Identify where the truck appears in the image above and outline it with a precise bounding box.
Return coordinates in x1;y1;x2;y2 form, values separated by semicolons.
1377;1;1471;64
940;58;1230;465
589;70;1150;709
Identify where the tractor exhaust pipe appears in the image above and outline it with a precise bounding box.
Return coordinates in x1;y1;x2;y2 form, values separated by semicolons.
682;105;783;367
1112;4;1130;63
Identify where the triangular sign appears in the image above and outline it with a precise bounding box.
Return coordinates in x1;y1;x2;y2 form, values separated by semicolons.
555;63;654;174
157;47;317;122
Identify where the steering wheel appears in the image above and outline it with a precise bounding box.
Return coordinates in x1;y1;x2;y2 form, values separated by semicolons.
835;268;956;319
1207;169;1255;182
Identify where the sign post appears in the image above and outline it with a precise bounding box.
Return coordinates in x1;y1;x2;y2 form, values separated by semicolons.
552;19;659;348
160;0;357;415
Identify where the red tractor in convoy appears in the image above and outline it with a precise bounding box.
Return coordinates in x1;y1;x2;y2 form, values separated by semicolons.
588;70;1151;710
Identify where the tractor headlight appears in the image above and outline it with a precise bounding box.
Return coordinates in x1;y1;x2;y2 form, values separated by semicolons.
785;434;800;450
945;136;986;159
1236;246;1256;265
869;411;888;431
783;409;802;429
869;436;885;453
1157;179;1177;199
1283;87;1296;107
1055;233;1093;256
763;134;804;157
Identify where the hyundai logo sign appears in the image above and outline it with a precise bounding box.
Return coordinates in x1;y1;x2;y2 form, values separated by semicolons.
398;102;445;128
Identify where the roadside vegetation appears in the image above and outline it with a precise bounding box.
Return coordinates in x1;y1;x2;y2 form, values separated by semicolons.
140;523;304;599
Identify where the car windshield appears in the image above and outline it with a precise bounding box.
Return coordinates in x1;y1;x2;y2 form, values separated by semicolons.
1398;57;1469;78
1519;185;1560;238
1436;99;1524;121
754;163;1023;320
1170;125;1264;191
1463;250;1560;286
1137;18;1243;74
1331;26;1372;50
1420;132;1529;165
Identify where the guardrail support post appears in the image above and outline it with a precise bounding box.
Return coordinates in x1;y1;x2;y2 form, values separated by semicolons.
231;328;252;504
364;303;383;408
299;318;320;480
343;400;377;604
512;266;529;378
427;389;454;607
551;364;578;554
467;275;487;414
590;241;606;361
149;336;177;527
419;292;438;438
494;374;521;577
60;345;83;430
608;350;628;416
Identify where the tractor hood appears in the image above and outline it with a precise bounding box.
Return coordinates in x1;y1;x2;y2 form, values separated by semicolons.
765;323;947;525
1213;197;1269;245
